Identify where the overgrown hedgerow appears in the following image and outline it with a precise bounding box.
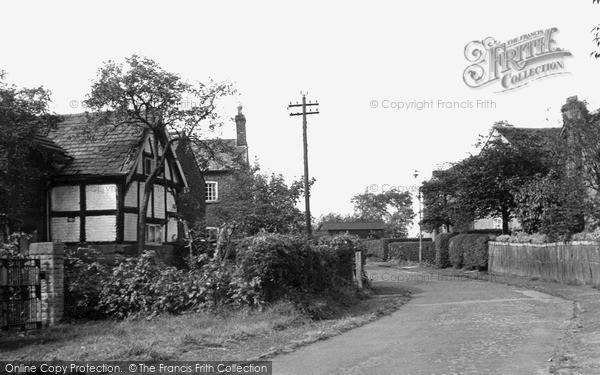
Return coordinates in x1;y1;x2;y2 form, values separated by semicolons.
65;233;365;320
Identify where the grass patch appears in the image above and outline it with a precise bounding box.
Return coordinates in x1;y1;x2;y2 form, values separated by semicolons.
1;288;409;361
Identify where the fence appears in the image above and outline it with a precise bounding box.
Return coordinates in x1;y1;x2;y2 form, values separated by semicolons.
488;241;600;286
0;257;42;331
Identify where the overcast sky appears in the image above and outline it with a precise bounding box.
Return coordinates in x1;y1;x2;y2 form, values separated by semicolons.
2;1;599;235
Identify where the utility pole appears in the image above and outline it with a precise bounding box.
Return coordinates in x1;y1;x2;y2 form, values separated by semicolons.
288;92;319;236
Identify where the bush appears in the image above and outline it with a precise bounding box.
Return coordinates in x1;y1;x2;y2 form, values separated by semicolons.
64;247;110;319
449;234;493;270
363;239;383;258
387;241;435;264
495;232;550;243
434;233;457;268
66;233;366;319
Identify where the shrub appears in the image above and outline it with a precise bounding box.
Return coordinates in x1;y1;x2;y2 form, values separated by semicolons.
495;232;550;243
462;234;493;270
448;234;468;269
449;234;493;270
364;239;383;259
434;233;457;268
387;241;435;264
64;247;110;319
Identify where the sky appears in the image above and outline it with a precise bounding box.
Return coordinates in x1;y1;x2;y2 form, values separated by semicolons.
2;1;600;235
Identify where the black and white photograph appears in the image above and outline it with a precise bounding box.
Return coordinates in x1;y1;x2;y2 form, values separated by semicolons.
2;1;600;374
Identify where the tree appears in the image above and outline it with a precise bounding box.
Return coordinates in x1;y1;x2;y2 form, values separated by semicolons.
0;71;60;238
422;133;555;234
513;172;586;238
209;164;311;236
421;167;474;233
351;188;414;237
83;55;235;252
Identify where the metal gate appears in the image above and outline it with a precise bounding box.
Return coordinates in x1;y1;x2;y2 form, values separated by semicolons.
0;257;42;331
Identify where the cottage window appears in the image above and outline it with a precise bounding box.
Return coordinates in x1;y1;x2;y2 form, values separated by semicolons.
205;181;218;202
144;158;153;175
146;224;163;245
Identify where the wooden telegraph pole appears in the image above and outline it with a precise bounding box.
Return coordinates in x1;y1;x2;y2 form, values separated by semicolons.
288;92;319;236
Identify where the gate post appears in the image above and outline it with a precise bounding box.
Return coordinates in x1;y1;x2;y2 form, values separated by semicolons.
355;251;363;289
29;243;64;326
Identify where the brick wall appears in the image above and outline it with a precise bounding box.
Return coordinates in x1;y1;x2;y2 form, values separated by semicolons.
29;242;64;326
204;172;238;228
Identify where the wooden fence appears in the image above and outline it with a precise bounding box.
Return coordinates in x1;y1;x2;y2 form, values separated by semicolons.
488;241;600;286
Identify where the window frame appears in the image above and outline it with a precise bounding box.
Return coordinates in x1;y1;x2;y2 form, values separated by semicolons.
146;224;163;245
205;181;218;202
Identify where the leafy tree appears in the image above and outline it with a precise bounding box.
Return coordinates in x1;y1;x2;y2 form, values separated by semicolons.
422;133;555;234
0;71;60;238
209;164;311;236
316;212;358;228
513;173;586;238
83;55;235;252
421;168;473;233
351;188;414;237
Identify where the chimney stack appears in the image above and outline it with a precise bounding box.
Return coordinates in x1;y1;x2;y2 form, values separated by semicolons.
235;106;247;147
561;96;589;140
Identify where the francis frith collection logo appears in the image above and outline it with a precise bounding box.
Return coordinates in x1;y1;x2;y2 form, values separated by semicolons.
463;27;572;92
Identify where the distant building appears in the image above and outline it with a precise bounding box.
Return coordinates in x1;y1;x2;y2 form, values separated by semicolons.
316;221;385;239
192;106;250;230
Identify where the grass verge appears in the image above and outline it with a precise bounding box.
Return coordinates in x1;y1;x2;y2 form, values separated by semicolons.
1;287;410;361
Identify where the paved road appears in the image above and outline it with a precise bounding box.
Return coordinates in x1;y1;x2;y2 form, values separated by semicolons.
272;264;573;375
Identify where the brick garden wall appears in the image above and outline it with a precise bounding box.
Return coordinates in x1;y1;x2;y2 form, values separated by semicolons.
29;242;64;326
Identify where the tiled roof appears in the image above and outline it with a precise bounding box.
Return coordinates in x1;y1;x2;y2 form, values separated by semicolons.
493;126;561;150
320;221;386;231
192;138;248;172
46;113;144;177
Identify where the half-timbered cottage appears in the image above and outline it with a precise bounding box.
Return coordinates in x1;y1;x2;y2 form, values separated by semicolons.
45;114;190;257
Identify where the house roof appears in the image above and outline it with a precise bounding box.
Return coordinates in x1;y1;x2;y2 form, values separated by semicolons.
46;113;144;177
319;221;386;231
192;138;248;171
491;125;561;150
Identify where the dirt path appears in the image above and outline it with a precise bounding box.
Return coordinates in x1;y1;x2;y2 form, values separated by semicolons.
271;264;572;375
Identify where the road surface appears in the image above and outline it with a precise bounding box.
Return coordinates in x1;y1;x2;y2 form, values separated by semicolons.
272;264;572;375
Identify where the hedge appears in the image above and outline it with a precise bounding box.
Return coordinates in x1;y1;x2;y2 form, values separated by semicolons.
387;241;435;264
434;233;456;268
67;233;366;319
448;233;494;270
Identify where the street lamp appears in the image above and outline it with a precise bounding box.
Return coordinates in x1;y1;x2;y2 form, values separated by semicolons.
413;170;422;266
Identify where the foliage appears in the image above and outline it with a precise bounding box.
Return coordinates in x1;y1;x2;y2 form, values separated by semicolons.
67;233;364;319
387;241;435;264
83;54;236;251
351;188;414;237
210;164;311;236
423;134;555;234
434;232;457;268
513;174;586;239
421;168;473;233
494;232;550;244
0;232;30;258
448;234;493;270
64;248;110;319
0;72;60;231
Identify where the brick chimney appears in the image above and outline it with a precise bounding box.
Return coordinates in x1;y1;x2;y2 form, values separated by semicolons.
235;106;247;147
561;96;589;141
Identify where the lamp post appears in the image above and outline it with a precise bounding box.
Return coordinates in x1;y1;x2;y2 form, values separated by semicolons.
413;170;423;266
